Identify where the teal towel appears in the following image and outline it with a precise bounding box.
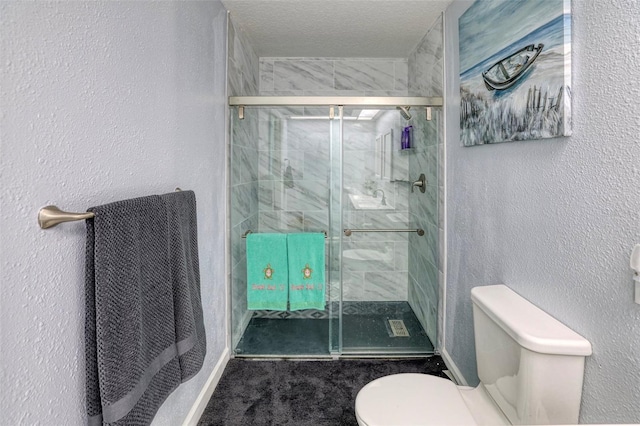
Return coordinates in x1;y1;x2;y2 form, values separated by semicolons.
246;233;288;310
287;233;326;311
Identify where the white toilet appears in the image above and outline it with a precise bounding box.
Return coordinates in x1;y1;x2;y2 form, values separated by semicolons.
355;285;592;425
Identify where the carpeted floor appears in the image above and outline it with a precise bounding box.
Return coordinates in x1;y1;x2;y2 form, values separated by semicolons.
198;357;448;426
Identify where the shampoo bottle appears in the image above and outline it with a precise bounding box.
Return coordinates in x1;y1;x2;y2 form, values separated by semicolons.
402;126;413;149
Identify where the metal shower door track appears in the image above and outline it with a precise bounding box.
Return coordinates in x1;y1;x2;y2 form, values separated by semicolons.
228;96;443;107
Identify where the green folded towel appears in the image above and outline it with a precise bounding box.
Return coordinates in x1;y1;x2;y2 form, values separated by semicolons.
246;233;288;311
287;233;326;311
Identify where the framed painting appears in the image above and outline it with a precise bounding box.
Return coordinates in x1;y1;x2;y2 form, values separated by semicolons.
459;0;571;146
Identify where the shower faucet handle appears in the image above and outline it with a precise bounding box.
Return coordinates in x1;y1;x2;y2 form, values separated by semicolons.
411;174;426;193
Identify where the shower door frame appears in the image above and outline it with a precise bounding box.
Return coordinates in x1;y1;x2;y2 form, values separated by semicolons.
229;96;442;108
228;96;443;358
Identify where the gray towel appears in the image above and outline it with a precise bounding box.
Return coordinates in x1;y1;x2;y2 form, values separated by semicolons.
85;191;205;425
162;191;206;380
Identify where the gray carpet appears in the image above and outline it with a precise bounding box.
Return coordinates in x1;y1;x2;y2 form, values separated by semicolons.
198;357;448;426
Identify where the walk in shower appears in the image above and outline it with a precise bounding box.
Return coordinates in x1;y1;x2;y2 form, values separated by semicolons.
230;97;441;357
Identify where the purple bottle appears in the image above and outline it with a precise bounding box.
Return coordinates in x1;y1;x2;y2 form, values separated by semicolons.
401;126;413;149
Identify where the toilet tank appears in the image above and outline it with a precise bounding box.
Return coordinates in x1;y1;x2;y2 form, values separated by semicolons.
471;285;592;425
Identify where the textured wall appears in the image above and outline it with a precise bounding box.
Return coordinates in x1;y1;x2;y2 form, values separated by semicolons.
444;1;640;423
0;2;228;424
407;16;444;347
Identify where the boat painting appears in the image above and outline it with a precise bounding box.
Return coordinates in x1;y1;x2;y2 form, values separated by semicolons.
482;43;543;91
459;0;571;146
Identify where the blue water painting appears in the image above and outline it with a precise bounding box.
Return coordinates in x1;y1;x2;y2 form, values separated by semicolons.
459;0;571;146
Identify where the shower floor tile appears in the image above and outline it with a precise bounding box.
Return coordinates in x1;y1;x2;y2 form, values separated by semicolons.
235;318;331;356
235;301;434;357
342;303;434;354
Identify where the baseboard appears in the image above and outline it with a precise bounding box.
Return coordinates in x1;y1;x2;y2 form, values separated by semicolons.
182;347;231;426
440;347;468;386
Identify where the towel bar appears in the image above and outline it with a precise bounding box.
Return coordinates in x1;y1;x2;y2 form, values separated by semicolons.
343;228;425;236
242;230;328;239
38;188;184;229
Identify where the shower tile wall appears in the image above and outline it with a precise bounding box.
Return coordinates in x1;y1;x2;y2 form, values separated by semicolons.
342;115;409;301
257;118;330;233
260;57;409;96
228;17;260;349
407;16;444;347
258;57;410;301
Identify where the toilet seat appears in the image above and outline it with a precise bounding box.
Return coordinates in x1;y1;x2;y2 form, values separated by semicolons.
355;373;479;426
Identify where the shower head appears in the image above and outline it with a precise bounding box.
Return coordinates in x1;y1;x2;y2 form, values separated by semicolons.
397;106;412;120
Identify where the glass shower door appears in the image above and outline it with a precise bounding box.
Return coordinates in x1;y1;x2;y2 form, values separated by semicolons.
230;105;338;357
229;101;439;357
339;106;435;355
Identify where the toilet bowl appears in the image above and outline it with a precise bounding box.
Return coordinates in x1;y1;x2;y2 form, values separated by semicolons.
355;285;592;425
355;373;510;426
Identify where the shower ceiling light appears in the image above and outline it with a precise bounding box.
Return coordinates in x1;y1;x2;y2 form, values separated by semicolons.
357;109;380;120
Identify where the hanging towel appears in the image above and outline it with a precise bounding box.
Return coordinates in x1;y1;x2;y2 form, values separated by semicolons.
287;233;326;311
86;192;204;426
162;190;206;381
246;233;288;310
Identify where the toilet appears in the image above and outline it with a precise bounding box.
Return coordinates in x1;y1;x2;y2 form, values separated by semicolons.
355;285;592;425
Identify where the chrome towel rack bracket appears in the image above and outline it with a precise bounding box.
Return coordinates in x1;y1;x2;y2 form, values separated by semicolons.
38;188;184;229
38;206;95;229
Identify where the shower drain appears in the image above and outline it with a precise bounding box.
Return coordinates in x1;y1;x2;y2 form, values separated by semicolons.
388;319;410;337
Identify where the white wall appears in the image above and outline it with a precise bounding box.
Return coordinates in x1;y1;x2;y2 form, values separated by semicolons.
0;2;228;424
444;0;640;423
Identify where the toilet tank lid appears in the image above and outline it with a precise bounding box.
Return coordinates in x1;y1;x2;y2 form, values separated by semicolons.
471;285;592;356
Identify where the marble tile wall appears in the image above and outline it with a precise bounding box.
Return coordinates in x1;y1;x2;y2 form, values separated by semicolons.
257;118;330;232
407;15;444;348
228;17;260;349
340;109;412;301
260;57;409;96
342;115;408;301
228;19;259;96
408;18;444;98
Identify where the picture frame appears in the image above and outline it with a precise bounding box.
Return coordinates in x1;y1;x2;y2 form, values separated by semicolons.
459;0;572;146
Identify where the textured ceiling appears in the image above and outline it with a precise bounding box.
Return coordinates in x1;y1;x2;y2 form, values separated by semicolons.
221;1;453;58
